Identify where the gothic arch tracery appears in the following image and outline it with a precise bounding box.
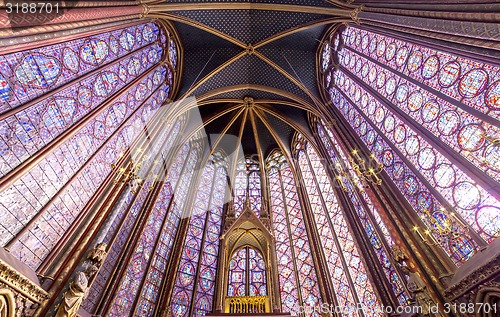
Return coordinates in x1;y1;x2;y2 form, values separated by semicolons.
318;24;500;267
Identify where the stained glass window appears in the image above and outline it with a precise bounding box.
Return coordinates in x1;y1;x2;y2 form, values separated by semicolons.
295;137;383;316
170;153;228;317
108;183;173;317
0;20;180;270
228;248;247;297
233;161;248;216
83;119;184;313
340;27;500;121
267;151;322;316
337;28;500;182
227;246;267;297
0;22;161;111
248;248;267;296
319;25;499;265
0;43;162;177
233;157;262;217
83;186;147;313
105;132;198;316
3;65;169;269
316;122;409;306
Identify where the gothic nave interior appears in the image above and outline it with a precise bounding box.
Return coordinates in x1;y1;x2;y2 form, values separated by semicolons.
0;1;499;316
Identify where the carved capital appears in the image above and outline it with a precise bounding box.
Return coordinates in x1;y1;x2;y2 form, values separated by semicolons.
87;243;108;268
350;5;364;24
390;245;409;264
140;4;150;17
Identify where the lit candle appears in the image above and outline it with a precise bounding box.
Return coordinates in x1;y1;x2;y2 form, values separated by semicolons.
370;153;380;166
425;229;439;245
351;149;362;162
413;226;425;241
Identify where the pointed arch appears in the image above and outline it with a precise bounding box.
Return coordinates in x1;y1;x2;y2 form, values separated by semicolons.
293;135;384;316
266;150;323;316
318;24;499;267
0;20;183;271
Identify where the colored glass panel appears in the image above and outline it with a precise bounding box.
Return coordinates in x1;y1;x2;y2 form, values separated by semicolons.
317;123;409;306
82;114;183;313
249;248;267;296
327;87;479;264
342;27;500;120
233;157;262;217
233;161;247;217
268;152;322;316
0;22;162;113
331;67;499;242
83;183;147;312
297;142;383;316
193;164;227;316
2;66;170;269
337;43;500;182
170;154;227;317
108;183;173;317
0;44;163;177
227;246;268;298
227;248;247;297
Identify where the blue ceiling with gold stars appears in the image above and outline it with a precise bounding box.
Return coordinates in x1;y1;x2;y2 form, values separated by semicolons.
159;0;355;157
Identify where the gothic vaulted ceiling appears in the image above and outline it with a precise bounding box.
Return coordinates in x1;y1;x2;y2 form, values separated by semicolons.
149;0;359;158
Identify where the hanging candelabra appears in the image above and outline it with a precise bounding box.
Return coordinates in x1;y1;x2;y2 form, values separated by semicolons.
111;149;147;194
331;155;375;193
348;149;384;185
412;208;469;246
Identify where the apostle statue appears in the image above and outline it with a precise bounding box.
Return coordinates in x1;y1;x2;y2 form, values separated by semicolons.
55;243;107;317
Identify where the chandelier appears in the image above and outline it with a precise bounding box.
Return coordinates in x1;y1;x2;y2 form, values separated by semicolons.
412;208;469;246
348;149;384;185
111;149;147;194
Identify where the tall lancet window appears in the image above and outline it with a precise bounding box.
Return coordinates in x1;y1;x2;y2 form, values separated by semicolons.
83;116;186;314
320;25;500;265
107;131;201;317
267;151;322;316
295;136;383;317
227;246;267;297
233;160;248;215
170;153;228;317
0;20;179;270
233;157;262;217
316;121;409;306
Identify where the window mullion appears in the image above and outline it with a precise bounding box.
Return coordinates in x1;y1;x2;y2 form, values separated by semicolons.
303;149;366;317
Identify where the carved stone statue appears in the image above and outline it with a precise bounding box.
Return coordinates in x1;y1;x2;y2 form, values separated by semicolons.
401;266;443;317
55;271;89;317
390;245;444;317
55;243;107;317
87;242;107;267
